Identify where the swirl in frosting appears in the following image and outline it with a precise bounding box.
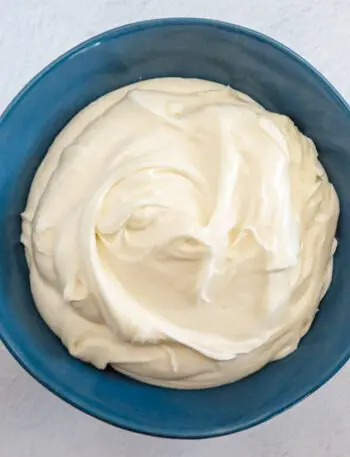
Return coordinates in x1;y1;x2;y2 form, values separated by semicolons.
21;78;339;388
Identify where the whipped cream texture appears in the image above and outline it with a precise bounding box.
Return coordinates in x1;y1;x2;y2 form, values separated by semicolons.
21;78;339;388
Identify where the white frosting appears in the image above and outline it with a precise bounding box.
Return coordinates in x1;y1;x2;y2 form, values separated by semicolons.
21;78;339;388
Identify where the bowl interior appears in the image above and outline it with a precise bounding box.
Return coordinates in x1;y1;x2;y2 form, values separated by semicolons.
1;19;350;438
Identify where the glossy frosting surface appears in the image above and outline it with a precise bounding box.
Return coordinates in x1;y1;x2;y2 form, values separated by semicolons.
21;78;339;388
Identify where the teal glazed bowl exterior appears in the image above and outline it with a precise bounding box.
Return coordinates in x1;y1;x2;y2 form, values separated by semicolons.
0;19;349;439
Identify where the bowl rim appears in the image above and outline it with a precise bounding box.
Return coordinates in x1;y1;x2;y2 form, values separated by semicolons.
1;17;350;439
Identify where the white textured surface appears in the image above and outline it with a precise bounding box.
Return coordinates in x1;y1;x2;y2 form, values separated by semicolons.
1;1;350;455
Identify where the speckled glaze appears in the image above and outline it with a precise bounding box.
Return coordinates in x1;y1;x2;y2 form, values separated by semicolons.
0;19;350;439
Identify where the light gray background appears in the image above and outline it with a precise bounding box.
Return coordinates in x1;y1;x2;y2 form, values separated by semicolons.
1;1;349;456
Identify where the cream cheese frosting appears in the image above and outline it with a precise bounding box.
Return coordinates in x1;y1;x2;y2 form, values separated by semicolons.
21;78;339;388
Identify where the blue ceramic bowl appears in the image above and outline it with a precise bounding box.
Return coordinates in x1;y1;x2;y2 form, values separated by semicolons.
0;18;349;439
